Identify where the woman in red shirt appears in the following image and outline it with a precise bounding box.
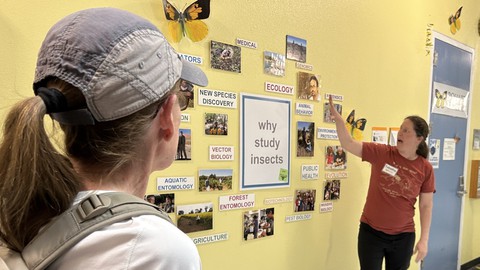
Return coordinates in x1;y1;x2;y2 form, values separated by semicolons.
328;96;435;270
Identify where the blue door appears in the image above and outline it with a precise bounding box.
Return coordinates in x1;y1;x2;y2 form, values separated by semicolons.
422;33;473;270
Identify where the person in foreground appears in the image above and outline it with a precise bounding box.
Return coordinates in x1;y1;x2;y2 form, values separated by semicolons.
328;96;435;270
0;8;207;269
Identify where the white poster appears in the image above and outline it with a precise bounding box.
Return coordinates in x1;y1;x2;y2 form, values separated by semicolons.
372;127;388;144
240;94;291;190
431;81;469;118
429;138;440;168
443;138;456;161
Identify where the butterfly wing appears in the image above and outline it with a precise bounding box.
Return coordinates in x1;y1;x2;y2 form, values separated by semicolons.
184;20;209;42
435;89;447;108
163;0;179;20
435;89;442;108
185;0;210;20
454;18;461;30
345;110;355;133
346;110;355;125
352;119;367;141
455;6;463;20
440;91;447;108
163;0;185;42
168;21;185;43
182;0;210;42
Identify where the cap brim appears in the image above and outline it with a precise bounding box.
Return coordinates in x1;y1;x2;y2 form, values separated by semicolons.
180;59;208;87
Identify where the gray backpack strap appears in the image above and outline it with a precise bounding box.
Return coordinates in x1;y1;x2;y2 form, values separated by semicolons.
22;192;172;270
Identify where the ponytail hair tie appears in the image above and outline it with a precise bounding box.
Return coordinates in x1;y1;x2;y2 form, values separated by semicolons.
36;87;68;113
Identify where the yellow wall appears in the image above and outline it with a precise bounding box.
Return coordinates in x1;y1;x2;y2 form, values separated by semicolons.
1;0;480;269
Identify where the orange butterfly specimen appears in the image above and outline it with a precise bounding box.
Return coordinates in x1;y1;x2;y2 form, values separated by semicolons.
162;0;210;43
345;110;367;141
449;6;462;35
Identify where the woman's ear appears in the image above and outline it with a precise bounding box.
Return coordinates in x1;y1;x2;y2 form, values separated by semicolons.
155;94;178;141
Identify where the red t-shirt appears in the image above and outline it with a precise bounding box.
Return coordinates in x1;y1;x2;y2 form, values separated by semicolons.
360;142;435;235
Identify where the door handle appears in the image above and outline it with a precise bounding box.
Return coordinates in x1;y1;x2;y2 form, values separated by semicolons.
457;175;468;197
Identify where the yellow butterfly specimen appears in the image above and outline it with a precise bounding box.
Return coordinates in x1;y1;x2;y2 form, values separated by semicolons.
435;89;447;108
345;110;367;141
162;0;210;43
449;6;462;35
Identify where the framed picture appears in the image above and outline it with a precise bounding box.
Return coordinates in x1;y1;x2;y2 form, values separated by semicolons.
323;180;341;201
243;208;274;241
297;121;315;157
176;128;191;161
210;41;241;73
286;35;306;63
297;72;320;101
325;145;346;170
294;189;316;212
177;202;214;233
264;51;285;77
204;113;228;135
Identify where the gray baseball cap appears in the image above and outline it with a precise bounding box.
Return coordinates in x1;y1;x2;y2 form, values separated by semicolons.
33;7;207;125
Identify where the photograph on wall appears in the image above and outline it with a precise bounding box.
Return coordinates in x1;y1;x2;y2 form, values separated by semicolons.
179;79;195;109
297;72;320;101
323;179;341;201
297;121;315;157
431;81;469;118
372;127;388;144
198;169;233;192
210;40;241;73
325;145;347;170
473;129;480;150
144;193;175;213
176;128;191;161
429;138;440;168
204;113;228;135
177;202;213;234
286;35;306;63
240;94;291;190
294;189;316;212
243;208;274;241
323;102;342;123
264;51;286;77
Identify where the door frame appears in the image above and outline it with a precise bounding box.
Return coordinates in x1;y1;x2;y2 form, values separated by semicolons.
426;31;474;269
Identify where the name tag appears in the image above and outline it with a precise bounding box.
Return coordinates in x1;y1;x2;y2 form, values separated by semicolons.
382;163;398;176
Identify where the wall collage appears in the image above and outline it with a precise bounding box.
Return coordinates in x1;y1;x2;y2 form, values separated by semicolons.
144;0;380;245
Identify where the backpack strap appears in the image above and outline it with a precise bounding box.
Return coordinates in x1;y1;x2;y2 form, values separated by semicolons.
22;192;173;270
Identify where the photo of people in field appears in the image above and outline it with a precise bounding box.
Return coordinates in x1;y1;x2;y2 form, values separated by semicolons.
198;169;233;192
177;202;214;234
